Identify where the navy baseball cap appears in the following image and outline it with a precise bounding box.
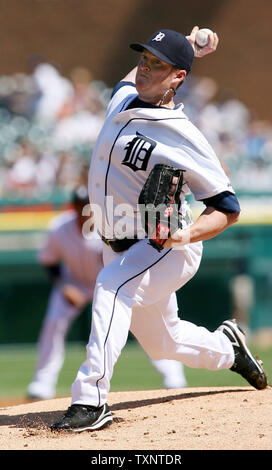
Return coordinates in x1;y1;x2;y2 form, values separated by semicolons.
130;29;194;73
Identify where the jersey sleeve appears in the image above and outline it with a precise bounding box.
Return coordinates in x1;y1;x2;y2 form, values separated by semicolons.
106;81;137;117
182;145;234;200
38;227;61;265
166;119;236;201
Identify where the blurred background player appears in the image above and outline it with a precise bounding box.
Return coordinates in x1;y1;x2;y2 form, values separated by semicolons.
27;185;103;399
27;185;186;399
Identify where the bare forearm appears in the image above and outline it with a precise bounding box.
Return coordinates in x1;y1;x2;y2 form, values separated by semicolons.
189;207;239;242
164;207;240;248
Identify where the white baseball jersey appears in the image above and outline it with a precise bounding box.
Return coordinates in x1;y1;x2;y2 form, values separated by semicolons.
38;210;103;297
89;82;234;239
71;83;236;407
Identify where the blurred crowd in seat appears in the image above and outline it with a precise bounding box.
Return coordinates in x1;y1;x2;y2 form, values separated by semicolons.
0;60;272;202
0;59;111;201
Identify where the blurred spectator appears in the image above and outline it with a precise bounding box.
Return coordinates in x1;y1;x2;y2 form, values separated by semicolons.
55;150;85;192
243;119;271;163
0;73;40;119
31;61;74;124
35;149;59;194
51;111;104;152
4;138;39;196
57;67;106;119
195;88;251;154
52;67;106;151
175;75;218;125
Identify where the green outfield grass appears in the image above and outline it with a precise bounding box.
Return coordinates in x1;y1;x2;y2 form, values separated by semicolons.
0;341;271;399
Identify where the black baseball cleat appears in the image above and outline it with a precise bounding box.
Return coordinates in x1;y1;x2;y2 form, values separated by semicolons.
50;403;113;432
218;319;267;390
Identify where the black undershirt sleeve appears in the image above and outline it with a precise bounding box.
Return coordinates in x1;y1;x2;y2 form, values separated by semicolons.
201;191;240;213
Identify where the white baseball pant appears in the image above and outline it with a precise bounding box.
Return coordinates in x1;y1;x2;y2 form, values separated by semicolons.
71;239;234;407
28;274;186;399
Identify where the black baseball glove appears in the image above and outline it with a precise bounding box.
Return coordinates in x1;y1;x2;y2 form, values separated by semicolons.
138;164;184;252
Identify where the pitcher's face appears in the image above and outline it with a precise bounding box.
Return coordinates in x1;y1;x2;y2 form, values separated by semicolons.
135;50;179;104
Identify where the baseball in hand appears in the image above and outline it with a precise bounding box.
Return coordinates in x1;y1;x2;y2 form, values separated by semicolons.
195;28;213;47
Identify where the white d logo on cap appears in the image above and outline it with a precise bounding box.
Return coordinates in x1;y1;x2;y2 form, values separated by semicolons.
152;32;165;42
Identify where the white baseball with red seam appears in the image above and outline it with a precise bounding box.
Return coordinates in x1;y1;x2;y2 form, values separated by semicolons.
195;28;213;47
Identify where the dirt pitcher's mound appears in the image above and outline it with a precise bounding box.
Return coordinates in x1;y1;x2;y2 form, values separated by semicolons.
0;386;271;450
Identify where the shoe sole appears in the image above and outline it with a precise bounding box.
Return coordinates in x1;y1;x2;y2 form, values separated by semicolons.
71;412;113;433
220;320;267;389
